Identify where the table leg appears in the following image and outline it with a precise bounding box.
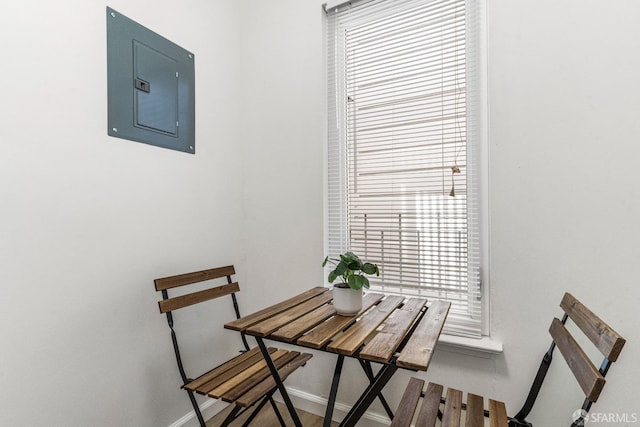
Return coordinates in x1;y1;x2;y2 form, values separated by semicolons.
254;337;303;427
339;364;398;427
359;360;395;419
323;354;345;427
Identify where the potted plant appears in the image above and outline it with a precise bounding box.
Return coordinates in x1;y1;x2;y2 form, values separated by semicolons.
322;251;380;316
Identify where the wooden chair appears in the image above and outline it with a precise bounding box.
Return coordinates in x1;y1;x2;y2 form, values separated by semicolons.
155;265;312;427
391;292;626;427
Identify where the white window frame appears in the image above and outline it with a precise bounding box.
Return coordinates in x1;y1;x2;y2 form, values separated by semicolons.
323;0;489;338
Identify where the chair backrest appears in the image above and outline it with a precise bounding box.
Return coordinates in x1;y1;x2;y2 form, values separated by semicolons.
513;292;626;425
553;292;626;402
155;265;251;384
155;265;240;314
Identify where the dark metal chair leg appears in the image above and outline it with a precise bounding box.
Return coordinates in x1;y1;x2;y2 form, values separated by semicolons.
269;396;287;427
220;405;242;427
186;389;207;427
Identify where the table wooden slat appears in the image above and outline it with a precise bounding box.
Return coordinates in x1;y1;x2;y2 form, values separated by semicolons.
327;295;405;356
246;291;334;337
396;300;451;371
224;287;328;331
359;298;427;363
296;292;385;349
270;303;336;342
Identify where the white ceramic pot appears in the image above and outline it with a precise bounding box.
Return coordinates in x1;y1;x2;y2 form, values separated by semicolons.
332;286;363;316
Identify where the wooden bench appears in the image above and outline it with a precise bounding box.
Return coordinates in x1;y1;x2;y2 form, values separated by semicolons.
155;265;312;427
391;292;626;427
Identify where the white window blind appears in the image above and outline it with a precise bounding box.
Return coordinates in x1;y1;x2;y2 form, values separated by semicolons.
326;0;483;337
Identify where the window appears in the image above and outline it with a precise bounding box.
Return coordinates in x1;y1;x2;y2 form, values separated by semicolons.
325;0;486;337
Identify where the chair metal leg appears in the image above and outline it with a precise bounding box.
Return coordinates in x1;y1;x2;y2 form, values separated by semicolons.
186;389;207;427
221;405;242;427
269;396;287;427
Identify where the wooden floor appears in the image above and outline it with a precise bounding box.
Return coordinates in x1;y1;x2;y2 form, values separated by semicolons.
207;401;338;427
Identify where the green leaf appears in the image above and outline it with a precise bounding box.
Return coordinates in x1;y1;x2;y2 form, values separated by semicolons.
360;275;370;289
350;275;369;290
334;261;348;276
328;271;337;283
347;274;360;290
362;263;378;275
347;260;361;271
341;252;360;264
322;256;329;267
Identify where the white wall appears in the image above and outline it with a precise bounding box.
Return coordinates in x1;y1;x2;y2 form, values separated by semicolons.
0;1;247;426
1;0;638;426
236;1;640;427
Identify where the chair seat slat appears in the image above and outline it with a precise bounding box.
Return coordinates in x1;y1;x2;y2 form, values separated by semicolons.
390;377;424;427
235;353;313;407
465;393;484;427
442;388;462;427
415;382;443;427
488;399;508;427
184;347;274;392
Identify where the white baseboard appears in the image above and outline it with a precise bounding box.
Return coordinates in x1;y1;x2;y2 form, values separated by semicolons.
285;386;391;427
169;386;391;427
168;398;227;427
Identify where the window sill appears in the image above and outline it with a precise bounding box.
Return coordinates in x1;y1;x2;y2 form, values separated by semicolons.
437;334;503;358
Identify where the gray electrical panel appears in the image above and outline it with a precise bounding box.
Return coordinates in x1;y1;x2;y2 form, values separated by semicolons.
107;7;195;154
